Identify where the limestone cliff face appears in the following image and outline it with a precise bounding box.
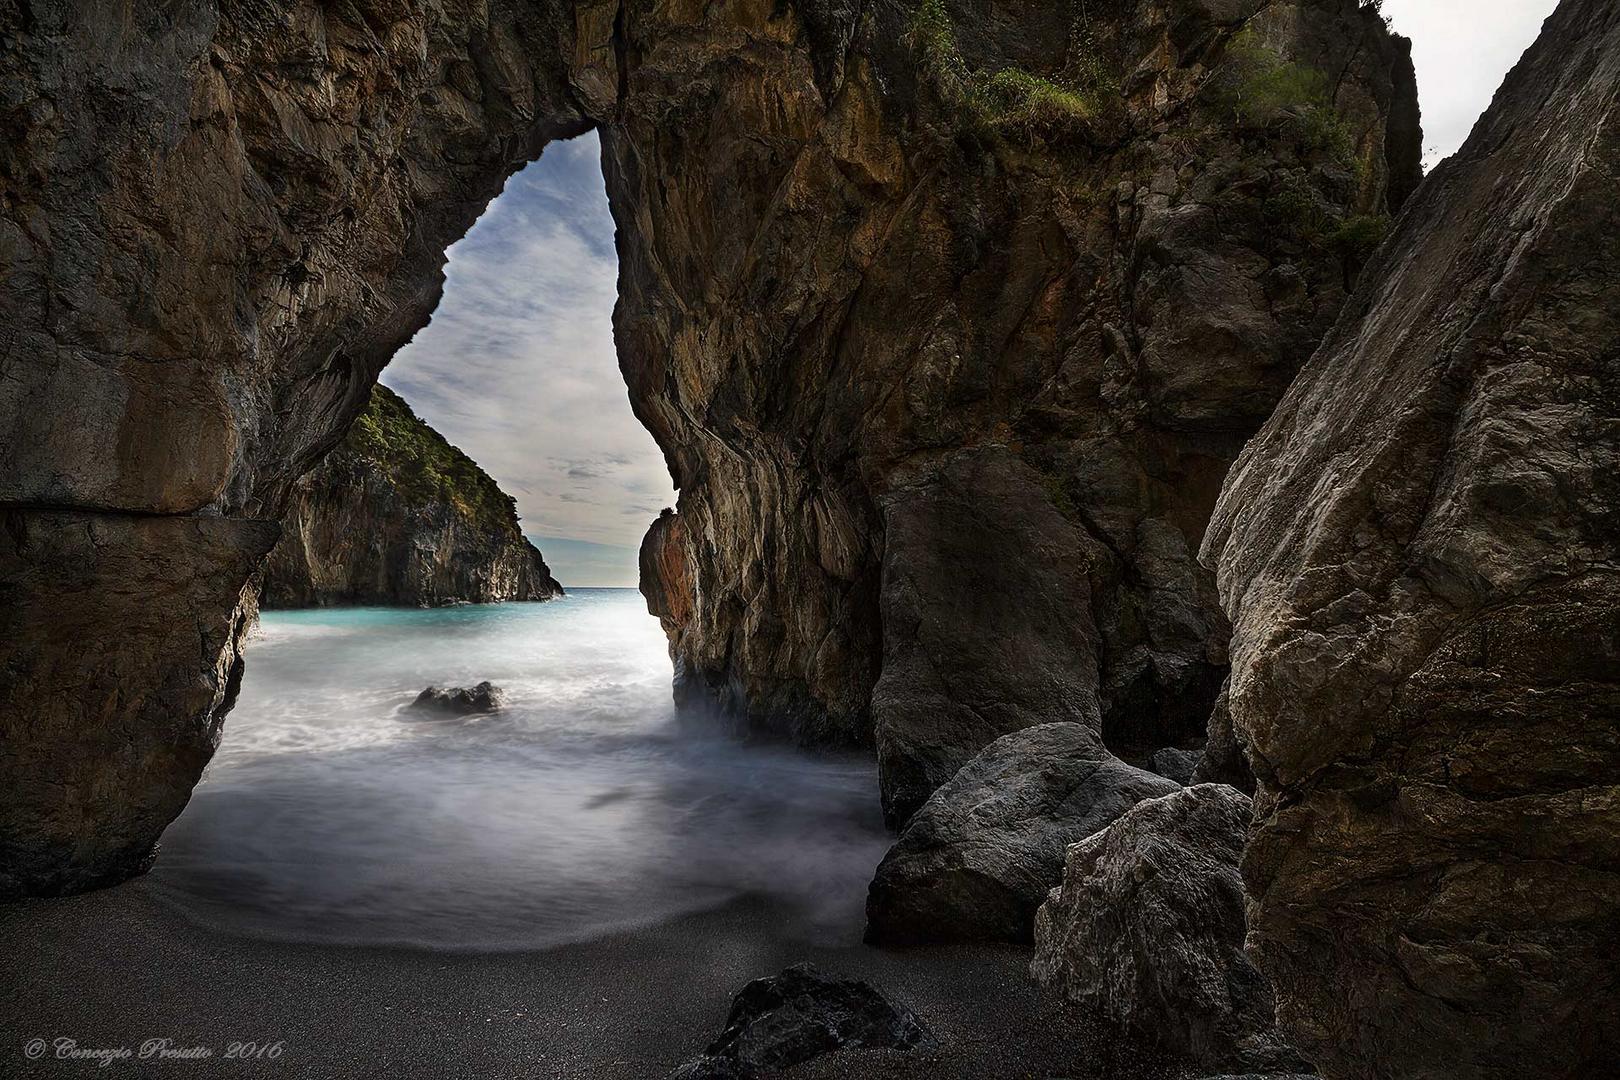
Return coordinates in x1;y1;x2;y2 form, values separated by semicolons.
261;385;561;608
1202;1;1620;1075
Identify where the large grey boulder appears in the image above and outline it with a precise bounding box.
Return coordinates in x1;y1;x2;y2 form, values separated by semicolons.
866;723;1179;945
1032;784;1301;1073
669;963;934;1079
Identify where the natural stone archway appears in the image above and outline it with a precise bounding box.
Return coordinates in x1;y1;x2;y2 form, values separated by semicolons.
2;0;1417;887
2;0;601;897
1202;0;1620;1075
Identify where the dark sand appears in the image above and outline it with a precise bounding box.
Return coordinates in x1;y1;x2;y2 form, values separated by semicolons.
1;879;1190;1079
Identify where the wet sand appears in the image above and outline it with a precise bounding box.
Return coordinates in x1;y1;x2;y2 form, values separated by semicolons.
0;879;1190;1080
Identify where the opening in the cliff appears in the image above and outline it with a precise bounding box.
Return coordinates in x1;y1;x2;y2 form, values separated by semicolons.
146;133;888;950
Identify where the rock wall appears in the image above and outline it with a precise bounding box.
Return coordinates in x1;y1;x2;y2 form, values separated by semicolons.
1201;0;1620;1075
262;384;562;607
617;0;1423;821
0;0;595;897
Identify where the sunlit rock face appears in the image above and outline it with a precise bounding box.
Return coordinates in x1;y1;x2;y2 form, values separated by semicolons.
0;0;1416;890
1201;0;1620;1075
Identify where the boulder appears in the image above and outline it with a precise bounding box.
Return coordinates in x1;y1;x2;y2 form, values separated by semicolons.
669;964;934;1079
409;682;507;716
867;723;1178;945
1031;784;1301;1072
1147;746;1203;785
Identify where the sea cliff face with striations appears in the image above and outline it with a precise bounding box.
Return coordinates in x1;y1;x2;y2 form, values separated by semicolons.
260;384;562;608
2;0;1617;1076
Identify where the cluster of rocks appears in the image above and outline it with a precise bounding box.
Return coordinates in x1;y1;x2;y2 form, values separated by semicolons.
865;723;1178;946
862;719;1294;1073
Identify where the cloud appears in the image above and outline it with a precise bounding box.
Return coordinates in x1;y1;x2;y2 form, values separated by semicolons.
382;131;676;576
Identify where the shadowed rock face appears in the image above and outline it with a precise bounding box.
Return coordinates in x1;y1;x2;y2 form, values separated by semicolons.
0;512;277;897
1032;785;1300;1073
1201;1;1620;1076
0;0;1417;911
618;0;1421;817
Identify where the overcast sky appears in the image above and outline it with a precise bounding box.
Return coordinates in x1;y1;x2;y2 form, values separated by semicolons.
1383;0;1559;167
384;2;1559;587
382;134;674;587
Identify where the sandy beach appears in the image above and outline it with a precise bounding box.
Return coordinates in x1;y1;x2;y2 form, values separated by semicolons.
0;877;1201;1080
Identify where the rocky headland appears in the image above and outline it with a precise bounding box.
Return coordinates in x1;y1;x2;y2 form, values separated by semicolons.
260;384;562;608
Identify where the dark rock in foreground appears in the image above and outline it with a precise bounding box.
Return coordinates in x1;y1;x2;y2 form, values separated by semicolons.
1200;0;1620;1075
670;963;934;1079
867;723;1177;945
1147;746;1203;786
409;682;507;716
1032;785;1301;1073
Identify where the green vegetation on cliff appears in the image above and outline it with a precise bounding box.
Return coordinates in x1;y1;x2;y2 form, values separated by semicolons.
342;384;522;536
910;0;1111;138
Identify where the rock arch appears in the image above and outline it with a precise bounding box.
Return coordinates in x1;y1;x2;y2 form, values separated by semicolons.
2;0;1419;891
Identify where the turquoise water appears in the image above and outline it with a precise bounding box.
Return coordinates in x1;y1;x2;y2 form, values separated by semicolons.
149;589;887;950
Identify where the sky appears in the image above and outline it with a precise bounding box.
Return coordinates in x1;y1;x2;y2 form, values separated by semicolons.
382;134;675;587
1381;0;1560;167
384;3;1558;587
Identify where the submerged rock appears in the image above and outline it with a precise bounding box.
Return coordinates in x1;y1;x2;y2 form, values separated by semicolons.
410;682;507;716
669;963;934;1079
262;385;562;608
1032;785;1300;1073
1188;684;1255;794
1147;746;1203;786
866;723;1177;945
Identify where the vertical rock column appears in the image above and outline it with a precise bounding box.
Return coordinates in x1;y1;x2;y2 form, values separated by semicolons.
1203;0;1620;1075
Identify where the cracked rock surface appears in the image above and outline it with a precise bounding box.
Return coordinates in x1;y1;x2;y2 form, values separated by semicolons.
1202;0;1620;1075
